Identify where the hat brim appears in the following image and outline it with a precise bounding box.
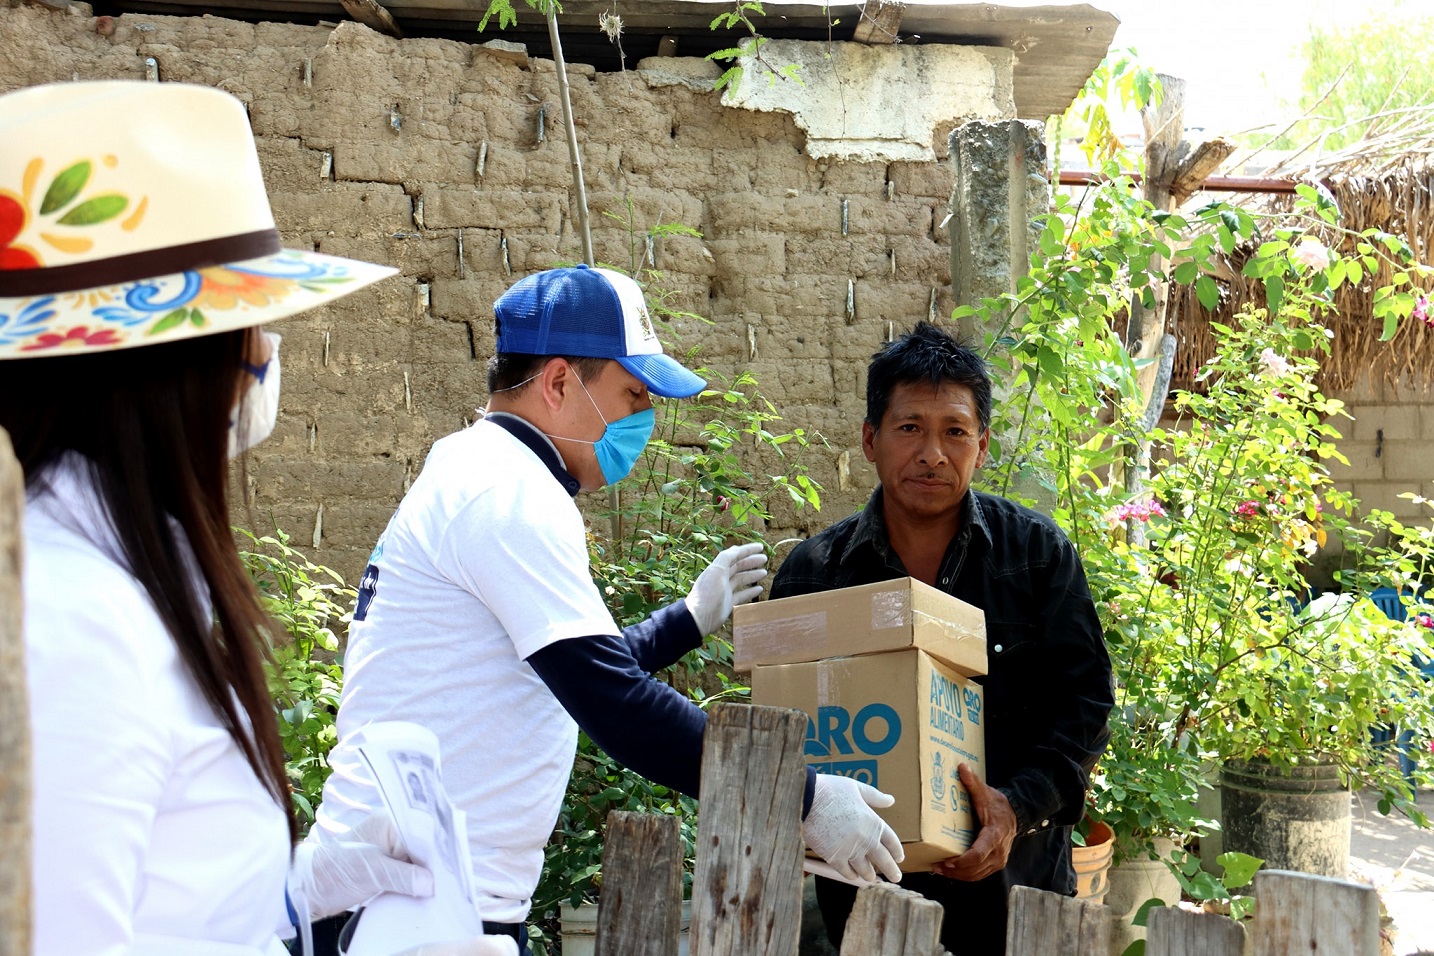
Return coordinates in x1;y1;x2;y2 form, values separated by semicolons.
617;353;707;399
0;248;397;359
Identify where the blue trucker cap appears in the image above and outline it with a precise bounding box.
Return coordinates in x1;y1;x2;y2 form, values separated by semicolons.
493;264;706;399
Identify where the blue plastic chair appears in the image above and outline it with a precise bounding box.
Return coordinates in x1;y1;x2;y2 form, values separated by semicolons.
1369;586;1425;785
1370;586;1407;622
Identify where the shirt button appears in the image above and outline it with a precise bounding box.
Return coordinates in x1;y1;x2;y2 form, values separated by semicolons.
993;644;1003;653
1041;820;1050;827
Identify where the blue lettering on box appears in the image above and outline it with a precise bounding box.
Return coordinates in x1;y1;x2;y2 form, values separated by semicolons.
963;686;982;726
928;671;965;717
804;703;901;758
810;760;880;787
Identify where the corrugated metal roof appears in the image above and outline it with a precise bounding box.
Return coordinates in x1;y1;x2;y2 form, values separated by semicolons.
105;0;1117;119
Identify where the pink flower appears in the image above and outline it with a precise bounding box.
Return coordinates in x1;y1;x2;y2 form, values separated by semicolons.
716;496;731;512
1235;500;1260;518
1292;238;1331;271
1110;499;1167;523
1414;294;1432;329
1259;348;1291;378
1417;613;1434;629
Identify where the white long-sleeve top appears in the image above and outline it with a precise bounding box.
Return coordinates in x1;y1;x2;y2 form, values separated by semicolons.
23;457;290;955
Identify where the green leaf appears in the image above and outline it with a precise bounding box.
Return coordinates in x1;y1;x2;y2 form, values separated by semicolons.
1381;309;1399;342
1195;275;1220;311
1173;261;1198;285
1216;851;1263;889
1264;275;1283;316
148;308;191;336
1130;897;1164;928
57;194;128;225
1120;942;1145;956
1292;329;1315;351
40;160;92;215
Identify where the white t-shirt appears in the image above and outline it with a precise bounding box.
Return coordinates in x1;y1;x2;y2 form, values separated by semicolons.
315;417;620;923
24;457;290;956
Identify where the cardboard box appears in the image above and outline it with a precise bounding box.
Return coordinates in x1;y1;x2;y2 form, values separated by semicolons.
751;648;986;870
733;578;987;677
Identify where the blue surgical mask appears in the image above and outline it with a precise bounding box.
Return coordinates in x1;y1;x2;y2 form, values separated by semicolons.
545;369;655;485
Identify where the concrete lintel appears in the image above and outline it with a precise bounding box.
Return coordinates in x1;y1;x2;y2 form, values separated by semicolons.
725;40;1014;162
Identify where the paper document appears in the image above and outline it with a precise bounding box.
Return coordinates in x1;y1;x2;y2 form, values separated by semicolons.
341;722;487;956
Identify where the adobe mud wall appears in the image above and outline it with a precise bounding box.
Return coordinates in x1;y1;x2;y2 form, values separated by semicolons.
0;0;1016;584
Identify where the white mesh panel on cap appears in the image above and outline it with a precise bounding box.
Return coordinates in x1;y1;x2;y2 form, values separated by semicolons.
594;267;661;357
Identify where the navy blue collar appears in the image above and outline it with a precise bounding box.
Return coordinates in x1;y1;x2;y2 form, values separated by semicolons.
484;412;582;498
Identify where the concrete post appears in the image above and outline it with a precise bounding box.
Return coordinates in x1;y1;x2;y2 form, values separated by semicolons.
946;120;1053;510
947;119;1051;333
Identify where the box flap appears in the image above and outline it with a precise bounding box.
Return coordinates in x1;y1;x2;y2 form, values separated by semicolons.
734;577;987;675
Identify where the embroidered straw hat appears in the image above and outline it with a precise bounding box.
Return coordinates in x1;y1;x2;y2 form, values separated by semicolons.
0;81;396;359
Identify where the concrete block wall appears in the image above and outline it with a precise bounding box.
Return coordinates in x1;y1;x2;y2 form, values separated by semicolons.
1328;378;1434;524
0;0;998;583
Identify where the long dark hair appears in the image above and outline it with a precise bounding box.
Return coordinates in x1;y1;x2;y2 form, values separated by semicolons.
1;328;296;842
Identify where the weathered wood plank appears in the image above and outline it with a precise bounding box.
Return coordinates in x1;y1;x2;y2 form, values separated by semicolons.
839;882;944;956
1146;906;1245;956
1170;136;1236;204
1251;870;1380;956
339;0;404;37
0;428;29;956
853;0;904;44
1004;885;1112;956
595;811;683;956
689;703;806;956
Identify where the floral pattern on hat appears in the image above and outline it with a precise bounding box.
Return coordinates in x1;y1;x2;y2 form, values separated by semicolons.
0;250;363;355
0;157;147;269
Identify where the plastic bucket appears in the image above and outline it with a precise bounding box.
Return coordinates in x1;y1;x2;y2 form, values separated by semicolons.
1219;759;1351;878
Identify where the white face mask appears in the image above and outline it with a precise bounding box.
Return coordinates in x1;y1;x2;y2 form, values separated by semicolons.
228;331;282;458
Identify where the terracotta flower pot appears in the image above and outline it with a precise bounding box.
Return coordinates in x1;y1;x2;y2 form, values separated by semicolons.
1072;819;1116;905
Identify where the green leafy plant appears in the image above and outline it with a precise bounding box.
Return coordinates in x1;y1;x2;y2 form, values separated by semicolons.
960;160;1434;877
240;527;354;832
1120;850;1263;956
706;2;803;92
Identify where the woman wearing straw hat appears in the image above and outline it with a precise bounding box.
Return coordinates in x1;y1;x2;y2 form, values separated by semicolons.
0;82;513;956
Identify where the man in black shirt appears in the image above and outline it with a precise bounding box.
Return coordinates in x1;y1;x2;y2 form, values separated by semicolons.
771;321;1113;955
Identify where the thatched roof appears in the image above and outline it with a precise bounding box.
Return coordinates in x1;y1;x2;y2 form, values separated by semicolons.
1168;107;1434;395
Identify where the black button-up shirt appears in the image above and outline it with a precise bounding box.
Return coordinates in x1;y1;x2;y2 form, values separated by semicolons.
771;486;1113;901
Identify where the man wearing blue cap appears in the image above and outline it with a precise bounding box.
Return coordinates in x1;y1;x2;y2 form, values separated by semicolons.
310;265;904;952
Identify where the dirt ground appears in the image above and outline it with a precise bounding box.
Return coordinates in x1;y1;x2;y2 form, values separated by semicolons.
1352;788;1434;956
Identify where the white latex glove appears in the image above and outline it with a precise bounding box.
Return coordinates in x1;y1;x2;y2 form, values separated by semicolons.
801;775;905;884
291;813;435;920
684;542;769;636
393;937;519;956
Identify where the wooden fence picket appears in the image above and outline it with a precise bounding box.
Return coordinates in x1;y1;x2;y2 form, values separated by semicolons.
839;882;945;955
688;703;807;956
0;428;29;956
594;810;683;956
1004;884;1113;955
1250;870;1380;956
1146;905;1245;956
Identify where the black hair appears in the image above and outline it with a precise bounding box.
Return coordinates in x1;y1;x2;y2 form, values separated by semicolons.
486;353;611;394
1;329;297;843
865;321;992;432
